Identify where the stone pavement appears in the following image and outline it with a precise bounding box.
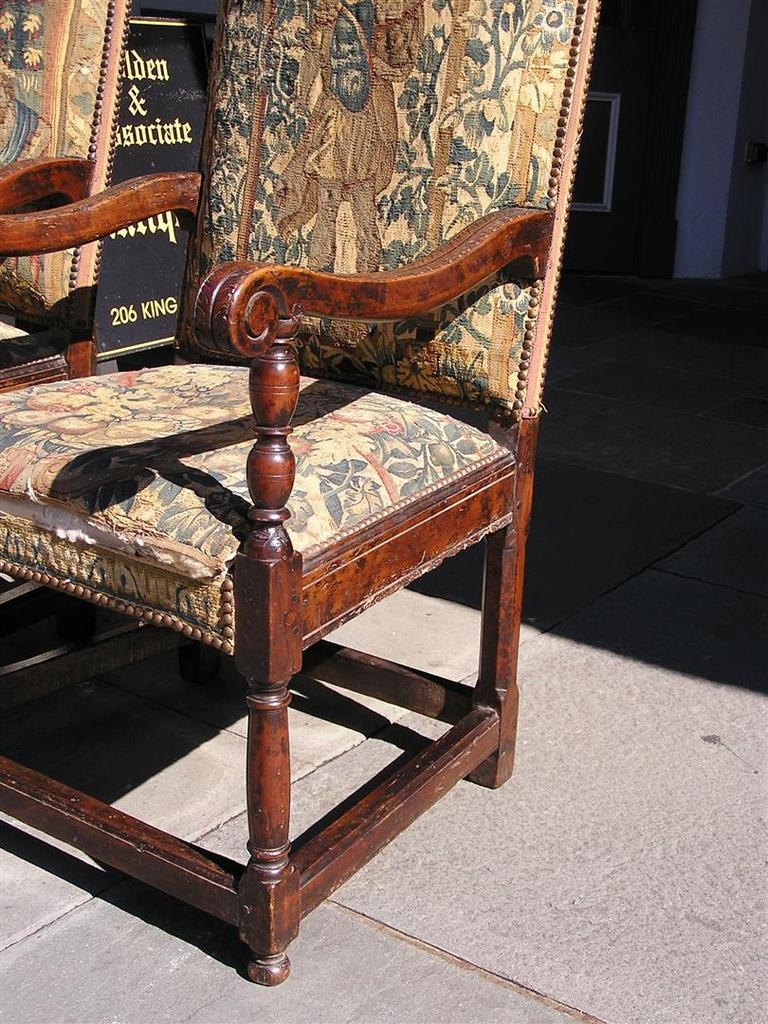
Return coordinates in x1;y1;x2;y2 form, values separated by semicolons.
1;274;767;1024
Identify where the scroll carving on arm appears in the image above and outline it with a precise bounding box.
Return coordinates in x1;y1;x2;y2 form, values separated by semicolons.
192;203;554;627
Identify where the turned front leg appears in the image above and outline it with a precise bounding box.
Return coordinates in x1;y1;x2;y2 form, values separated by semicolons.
231;285;304;983
235;543;302;985
239;675;300;985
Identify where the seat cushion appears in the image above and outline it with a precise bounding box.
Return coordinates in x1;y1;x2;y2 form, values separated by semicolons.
0;364;505;650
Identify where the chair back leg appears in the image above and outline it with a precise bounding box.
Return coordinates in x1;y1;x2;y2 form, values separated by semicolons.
469;416;539;788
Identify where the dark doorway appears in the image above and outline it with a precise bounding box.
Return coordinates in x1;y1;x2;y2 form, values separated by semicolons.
565;0;699;276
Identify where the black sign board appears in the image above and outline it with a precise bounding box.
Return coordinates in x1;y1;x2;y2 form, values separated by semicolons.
94;18;207;359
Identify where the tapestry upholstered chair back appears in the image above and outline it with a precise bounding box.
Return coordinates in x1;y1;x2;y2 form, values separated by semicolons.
185;0;594;420
0;0;129;327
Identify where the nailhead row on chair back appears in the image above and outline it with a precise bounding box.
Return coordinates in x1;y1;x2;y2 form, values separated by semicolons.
0;0;129;327
187;0;600;417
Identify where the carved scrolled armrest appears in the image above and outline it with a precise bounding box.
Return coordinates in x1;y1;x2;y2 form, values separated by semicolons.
196;206;554;585
194;206;554;359
0;157;94;214
0;171;201;256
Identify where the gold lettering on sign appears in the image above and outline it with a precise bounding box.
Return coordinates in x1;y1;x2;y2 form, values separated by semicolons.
127;84;148;117
115;118;194;148
124;49;170;82
109;211;180;245
112;33;196;269
117;44;192;148
110;295;178;325
141;295;178;319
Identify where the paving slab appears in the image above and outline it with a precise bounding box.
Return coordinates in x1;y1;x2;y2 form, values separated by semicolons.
102;646;395;773
538;388;768;492
661;276;768;312
586;323;768;385
104;591;479;778
1;586;486;958
0;880;581;1024
709;395;768;429
1;587;486;958
553;360;755;414
550;289;701;350
328;588;483;680
659;306;768;349
544;341;607;384
106;588;478;729
557;275;662;307
731;271;768;293
0;680;248;838
718;461;768;508
302;571;768;1024
1;817;116;950
583;290;703;325
411;459;738;629
199;730;405;861
551;303;641;348
656;506;768;597
552;568;768;693
0;679;251;948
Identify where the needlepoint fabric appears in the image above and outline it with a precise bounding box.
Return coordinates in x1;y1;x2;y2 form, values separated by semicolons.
0;363;506;643
187;0;584;416
0;0;129;324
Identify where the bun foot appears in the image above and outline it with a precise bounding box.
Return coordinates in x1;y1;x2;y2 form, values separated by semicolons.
246;953;291;986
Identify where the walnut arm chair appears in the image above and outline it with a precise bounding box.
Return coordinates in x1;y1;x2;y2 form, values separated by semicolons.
0;0;600;986
0;0;130;392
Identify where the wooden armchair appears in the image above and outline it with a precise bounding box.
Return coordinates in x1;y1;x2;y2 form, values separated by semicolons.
0;0;129;391
0;0;600;986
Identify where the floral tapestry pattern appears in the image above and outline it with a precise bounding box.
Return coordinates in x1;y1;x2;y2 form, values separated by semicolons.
0;365;503;636
189;0;578;414
0;0;124;321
